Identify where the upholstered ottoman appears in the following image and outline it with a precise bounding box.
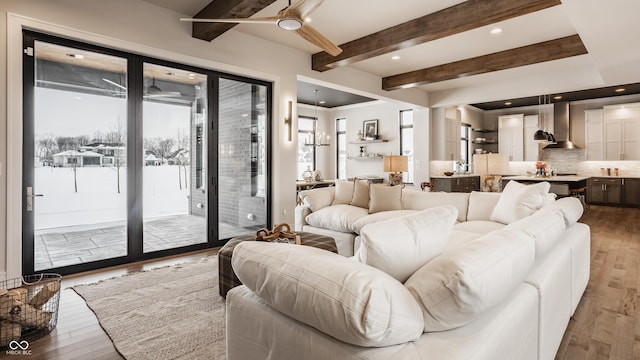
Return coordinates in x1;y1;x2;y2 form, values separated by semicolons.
218;232;337;297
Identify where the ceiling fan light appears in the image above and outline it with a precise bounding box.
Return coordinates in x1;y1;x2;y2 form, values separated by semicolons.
278;18;302;30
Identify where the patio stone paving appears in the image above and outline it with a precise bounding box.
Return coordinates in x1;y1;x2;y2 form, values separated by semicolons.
35;214;252;271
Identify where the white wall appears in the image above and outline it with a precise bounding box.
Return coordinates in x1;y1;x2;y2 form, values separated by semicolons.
331;101;429;181
0;0;429;279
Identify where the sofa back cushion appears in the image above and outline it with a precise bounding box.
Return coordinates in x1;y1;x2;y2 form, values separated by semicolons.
356;206;458;282
369;184;403;213
232;242;424;347
538;196;584;227
333;179;354;205
505;206;567;258
350;180;370;208
401;190;469;222
490;181;550;224
299;187;335;212
466;191;501;221
405;228;535;332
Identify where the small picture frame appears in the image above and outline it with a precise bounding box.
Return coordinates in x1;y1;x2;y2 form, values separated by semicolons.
363;119;379;139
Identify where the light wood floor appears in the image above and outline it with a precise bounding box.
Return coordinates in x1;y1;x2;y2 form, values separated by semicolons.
556;205;640;360
17;206;640;360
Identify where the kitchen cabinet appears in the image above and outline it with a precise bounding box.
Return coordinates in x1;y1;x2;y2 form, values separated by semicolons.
587;177;622;205
584;109;604;160
603;103;640;160
444;116;461;160
432;176;480;193
622;178;640;206
523;115;539;161
498;114;524;161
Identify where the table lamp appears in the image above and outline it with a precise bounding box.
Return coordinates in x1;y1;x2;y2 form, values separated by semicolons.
473;153;508;192
383;155;408;186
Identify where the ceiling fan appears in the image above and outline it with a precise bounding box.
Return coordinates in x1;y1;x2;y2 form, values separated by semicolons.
180;0;342;56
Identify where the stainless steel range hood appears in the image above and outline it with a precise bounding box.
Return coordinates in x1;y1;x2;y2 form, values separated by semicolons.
543;102;580;149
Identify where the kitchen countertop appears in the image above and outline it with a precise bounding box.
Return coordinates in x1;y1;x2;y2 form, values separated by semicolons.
431;174;480;179
502;175;590;182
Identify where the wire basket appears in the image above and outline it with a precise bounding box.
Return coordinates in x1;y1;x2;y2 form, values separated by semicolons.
0;273;62;348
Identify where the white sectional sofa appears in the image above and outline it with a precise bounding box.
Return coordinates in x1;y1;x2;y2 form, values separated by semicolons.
226;180;590;360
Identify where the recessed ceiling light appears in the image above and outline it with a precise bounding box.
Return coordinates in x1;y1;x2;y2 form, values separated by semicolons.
305;17;312;23
490;27;503;35
391;55;401;60
66;53;84;59
318;100;326;104
554;95;563;100
504;101;512;106
615;88;626;93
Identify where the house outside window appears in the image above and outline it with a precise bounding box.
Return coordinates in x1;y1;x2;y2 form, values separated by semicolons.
400;110;414;183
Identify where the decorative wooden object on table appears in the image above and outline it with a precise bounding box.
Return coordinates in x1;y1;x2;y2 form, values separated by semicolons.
256;223;301;244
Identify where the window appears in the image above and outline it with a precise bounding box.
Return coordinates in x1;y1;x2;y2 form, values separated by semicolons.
460;124;471;171
336;118;347;179
399;110;414;183
297;116;316;179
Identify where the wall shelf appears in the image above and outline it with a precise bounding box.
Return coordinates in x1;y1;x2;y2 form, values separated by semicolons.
348;139;388;144
472;128;497;133
472;140;497;144
348;155;383;160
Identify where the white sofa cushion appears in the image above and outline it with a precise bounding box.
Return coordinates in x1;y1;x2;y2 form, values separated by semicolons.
356;206;458;282
490;181;550;224
506;207;567;258
231;242;425;347
299;187;335;212
333;179;354;205
466;191;501;221
369;184;403;213
401;190;470;222
453;220;506;235
351;210;418;234
538;197;584;227
444;230;483;251
405;228;535;331
305;204;369;233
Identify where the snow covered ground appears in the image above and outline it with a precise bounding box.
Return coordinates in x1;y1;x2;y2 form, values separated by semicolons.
34;165;191;231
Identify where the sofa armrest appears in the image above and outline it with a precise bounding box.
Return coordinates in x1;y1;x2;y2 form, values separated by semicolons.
295;205;312;231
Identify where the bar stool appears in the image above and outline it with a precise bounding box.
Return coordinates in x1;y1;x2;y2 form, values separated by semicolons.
570;187;588;210
420;181;433;192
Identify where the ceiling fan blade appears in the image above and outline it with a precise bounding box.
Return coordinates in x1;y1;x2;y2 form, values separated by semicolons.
285;0;324;19
179;16;279;25
296;24;342;56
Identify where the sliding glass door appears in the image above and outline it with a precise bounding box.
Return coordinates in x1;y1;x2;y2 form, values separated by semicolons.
142;63;208;253
22;31;272;275
25;40;130;272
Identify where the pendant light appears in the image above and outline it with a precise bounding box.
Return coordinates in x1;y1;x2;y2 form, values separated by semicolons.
533;94;551;143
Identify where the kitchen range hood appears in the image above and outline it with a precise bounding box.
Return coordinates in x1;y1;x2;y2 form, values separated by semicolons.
543;102;580;149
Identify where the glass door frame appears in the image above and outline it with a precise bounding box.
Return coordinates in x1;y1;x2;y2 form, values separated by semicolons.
21;31;272;276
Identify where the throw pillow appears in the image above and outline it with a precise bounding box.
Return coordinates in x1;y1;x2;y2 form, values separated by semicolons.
332;179;354;205
405;228;535;332
368;184;403;214
232;242;425;347
490;181;551;224
305;204;369;233
356;206;458;282
350;179;370;208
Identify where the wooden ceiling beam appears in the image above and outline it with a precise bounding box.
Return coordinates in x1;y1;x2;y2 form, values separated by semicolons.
311;0;561;72
382;35;588;91
191;0;278;41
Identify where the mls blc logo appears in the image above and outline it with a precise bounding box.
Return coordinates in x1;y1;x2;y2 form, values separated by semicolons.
6;340;32;356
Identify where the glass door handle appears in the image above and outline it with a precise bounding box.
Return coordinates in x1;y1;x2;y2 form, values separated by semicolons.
26;186;43;212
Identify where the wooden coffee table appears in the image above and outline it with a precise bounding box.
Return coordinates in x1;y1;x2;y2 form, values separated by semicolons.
218;232;337;298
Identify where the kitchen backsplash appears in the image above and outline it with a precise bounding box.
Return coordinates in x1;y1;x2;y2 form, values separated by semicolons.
429;149;640;179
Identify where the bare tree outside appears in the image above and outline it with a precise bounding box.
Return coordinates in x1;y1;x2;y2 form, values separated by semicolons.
176;129;190;190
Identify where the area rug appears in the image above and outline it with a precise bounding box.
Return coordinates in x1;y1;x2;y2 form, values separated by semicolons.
72;256;225;360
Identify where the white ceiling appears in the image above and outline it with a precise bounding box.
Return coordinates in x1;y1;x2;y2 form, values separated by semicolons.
141;0;640;105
